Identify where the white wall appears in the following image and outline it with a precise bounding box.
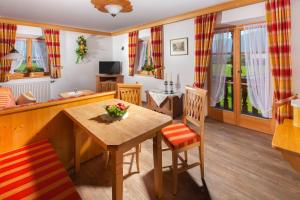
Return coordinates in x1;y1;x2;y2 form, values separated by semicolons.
291;0;300;95
17;25;43;38
6;1;300;101
12;26;113;99
113;19;195;101
218;2;265;25
112;3;265;101
51;31;112;98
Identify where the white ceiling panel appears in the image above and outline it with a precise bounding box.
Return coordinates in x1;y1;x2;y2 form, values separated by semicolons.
0;0;230;32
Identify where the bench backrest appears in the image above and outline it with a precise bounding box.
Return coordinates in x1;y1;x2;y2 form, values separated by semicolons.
0;92;116;169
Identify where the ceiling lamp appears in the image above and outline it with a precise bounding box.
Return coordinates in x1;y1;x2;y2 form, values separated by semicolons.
91;0;133;17
105;4;122;17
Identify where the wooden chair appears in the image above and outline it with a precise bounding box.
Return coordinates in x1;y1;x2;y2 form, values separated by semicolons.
116;83;142;106
161;86;207;195
106;83;143;172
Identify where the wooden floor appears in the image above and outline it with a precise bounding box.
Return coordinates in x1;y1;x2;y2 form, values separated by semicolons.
70;118;300;200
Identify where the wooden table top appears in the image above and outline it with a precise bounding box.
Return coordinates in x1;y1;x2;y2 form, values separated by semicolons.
60;90;94;98
64;99;172;151
272;119;300;154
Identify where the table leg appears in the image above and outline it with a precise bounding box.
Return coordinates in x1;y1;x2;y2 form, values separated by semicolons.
153;132;163;198
74;124;81;173
111;150;123;200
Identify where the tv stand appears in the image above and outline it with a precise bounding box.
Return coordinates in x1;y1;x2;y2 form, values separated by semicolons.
96;74;124;92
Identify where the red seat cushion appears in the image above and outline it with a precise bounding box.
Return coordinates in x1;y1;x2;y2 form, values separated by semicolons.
0;140;81;200
161;123;200;150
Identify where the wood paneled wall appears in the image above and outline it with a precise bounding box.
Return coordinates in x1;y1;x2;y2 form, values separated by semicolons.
0;92;116;169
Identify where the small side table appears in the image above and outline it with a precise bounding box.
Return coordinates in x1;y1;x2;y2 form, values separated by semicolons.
145;90;183;118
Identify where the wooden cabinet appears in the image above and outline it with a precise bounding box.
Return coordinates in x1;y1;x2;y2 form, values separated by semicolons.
96;74;124;92
145;91;183;118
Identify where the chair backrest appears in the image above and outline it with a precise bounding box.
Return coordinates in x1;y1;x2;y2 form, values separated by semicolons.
183;86;207;136
116;83;143;106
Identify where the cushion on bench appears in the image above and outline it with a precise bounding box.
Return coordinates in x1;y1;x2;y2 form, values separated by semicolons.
0;140;81;200
0;87;16;109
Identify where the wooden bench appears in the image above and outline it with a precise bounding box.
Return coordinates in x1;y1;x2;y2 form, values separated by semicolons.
0;140;81;200
0;91;116;169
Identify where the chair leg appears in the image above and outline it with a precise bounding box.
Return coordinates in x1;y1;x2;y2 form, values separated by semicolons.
172;151;178;195
105;151;110;168
135;145;140;173
184;151;188;162
139;144;142;153
199;146;204;179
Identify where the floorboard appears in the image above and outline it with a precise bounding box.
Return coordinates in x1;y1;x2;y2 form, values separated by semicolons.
70;118;300;200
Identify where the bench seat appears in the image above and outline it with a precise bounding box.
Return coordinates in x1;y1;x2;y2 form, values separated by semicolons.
0;140;81;200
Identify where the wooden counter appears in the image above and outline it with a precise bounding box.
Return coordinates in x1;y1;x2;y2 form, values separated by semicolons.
272;119;300;172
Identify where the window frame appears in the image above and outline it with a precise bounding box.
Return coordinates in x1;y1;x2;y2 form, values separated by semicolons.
10;37;50;80
208;22;274;134
210;29;234;111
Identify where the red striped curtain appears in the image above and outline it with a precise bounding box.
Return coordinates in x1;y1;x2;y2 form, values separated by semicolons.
266;0;292;123
194;13;217;88
44;29;61;78
0;23;17;82
151;25;164;79
128;31;138;76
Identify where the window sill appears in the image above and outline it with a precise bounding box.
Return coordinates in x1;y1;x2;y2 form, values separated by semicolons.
135;70;155;77
8;72;50;80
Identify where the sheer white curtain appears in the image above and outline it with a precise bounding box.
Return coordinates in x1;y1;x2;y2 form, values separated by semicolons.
210;31;232;106
137;41;147;71
243;24;272;118
32;40;48;72
11;39;26;73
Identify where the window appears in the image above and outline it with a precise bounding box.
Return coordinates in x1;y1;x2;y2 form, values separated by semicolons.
13;37;48;74
209;24;272;121
32;39;48;72
135;37;154;76
210;30;234;111
208;23;273;133
240;25;271;118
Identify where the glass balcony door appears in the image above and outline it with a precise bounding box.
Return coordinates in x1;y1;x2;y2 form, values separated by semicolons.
208;29;236;125
208;26;274;134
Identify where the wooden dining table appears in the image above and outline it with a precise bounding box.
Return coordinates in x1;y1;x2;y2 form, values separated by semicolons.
63;99;172;200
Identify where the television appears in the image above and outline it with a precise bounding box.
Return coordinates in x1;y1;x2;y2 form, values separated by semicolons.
99;61;121;75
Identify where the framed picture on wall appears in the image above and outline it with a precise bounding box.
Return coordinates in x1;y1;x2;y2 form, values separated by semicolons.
170;37;188;56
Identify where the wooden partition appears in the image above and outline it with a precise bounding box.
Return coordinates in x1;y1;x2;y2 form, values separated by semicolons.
0;92;116;169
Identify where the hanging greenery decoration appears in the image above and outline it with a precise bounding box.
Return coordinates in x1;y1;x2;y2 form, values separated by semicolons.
75;35;88;64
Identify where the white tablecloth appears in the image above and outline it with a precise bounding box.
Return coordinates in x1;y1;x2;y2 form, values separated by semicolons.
149;90;182;107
